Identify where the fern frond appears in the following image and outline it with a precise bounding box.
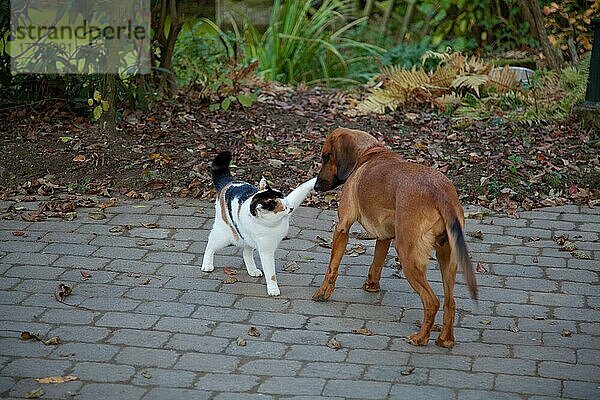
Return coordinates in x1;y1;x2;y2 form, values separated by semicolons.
486;66;518;93
451;74;489;96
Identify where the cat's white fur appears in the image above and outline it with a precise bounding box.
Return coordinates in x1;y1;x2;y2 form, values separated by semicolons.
201;177;316;296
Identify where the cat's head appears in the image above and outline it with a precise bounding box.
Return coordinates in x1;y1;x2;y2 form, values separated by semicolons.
249;178;290;219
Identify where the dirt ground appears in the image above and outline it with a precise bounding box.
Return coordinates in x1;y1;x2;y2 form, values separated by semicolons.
1;86;598;216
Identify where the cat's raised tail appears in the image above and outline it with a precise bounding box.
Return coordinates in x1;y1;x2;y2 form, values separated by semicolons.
212;151;233;192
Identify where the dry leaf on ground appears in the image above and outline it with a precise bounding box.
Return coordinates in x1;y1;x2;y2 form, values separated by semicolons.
352;328;373;336
223;267;237;276
222;276;238;284
248;327;260;337
54;284;72;302
34;375;78;384
236;337;247;346
326;337;342;350
25;388;44;398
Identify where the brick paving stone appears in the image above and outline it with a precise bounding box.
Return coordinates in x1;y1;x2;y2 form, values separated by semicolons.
108;328;172;347
143;387;212;400
166;333;229;353
494;375;562;396
196;373;260;392
258;377;326;396
115;347;179;368
96;311;159;329
131;368;196;387
8;379;82;399
72;362;136;382
299;362;365;379
2;358;71;378
175;353;240;373
562;381;600;400
50;342;119;362
388;384;455;400
238;359;303;376
323;379;391;399
77;383;146;400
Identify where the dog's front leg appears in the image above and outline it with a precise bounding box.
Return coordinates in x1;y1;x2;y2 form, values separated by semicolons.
312;222;350;301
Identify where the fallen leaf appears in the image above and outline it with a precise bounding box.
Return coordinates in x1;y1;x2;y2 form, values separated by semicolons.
43;336;61;345
223;267;237;276
480;320;491;325
98;198;118;209
248;327;261;337
552;234;569;245
142;371;152;379
80;271;91;280
475;262;487;273
136;239;153;247
72;154;86;162
352;328;373;336
508;324;520;333
571;250;591;260
467;230;484;240
316;235;332;248
20;331;40;341
34;375;78;384
400;366;415;376
561;329;572;337
559;241;577;252
25;388;44;398
346;243;366;257
222;276;238;284
282;261;300;272
109;226;125;233
236;336;247;346
327;337;342;350
142;223;160;229
141;278;150;285
533;315;545;320
528;236;540;241
88;212;106;220
12;231;27;237
54;284;72;302
21;212;46;222
532;256;539;263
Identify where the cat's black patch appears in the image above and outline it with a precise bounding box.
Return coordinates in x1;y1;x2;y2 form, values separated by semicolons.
250;188;285;216
224;183;258;239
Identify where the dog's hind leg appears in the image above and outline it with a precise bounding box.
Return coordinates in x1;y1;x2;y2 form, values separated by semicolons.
435;242;457;348
396;238;439;346
363;238;392;292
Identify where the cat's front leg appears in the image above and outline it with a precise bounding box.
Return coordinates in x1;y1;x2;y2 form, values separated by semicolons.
257;248;280;296
243;246;263;277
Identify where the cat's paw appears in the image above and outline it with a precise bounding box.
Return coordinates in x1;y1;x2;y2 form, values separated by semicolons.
201;265;214;272
247;268;263;277
267;284;280;296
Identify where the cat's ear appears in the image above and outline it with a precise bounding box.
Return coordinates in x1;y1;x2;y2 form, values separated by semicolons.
259;177;270;191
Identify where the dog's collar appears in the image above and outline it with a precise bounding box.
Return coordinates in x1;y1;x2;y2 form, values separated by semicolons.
362;144;387;156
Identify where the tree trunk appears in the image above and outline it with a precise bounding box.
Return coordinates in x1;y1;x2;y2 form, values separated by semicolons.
150;0;184;97
518;0;563;70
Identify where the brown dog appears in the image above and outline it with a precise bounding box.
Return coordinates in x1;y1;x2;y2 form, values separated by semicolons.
313;127;477;348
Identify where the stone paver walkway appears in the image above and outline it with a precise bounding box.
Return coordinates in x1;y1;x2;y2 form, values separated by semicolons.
0;197;598;399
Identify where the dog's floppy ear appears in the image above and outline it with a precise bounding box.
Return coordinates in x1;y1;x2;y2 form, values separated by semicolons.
334;138;358;183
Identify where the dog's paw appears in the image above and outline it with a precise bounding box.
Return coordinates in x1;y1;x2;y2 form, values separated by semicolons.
247;269;263;277
267;284;280;297
408;332;430;346
311;287;332;302
201;265;214;272
362;281;380;292
435;336;455;349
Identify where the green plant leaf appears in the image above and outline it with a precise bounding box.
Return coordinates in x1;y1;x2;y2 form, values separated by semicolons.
87;98;94;106
221;97;231;111
101;100;109;111
209;103;221;112
93;105;102;121
237;93;254;107
93;90;101;102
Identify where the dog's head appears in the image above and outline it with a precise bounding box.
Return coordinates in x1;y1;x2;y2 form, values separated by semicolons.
314;128;379;192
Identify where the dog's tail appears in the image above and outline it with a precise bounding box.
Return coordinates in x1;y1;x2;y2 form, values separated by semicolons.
438;198;478;300
212;151;233;192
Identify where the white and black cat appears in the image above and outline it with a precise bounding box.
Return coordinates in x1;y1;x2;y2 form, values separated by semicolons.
201;151;316;296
